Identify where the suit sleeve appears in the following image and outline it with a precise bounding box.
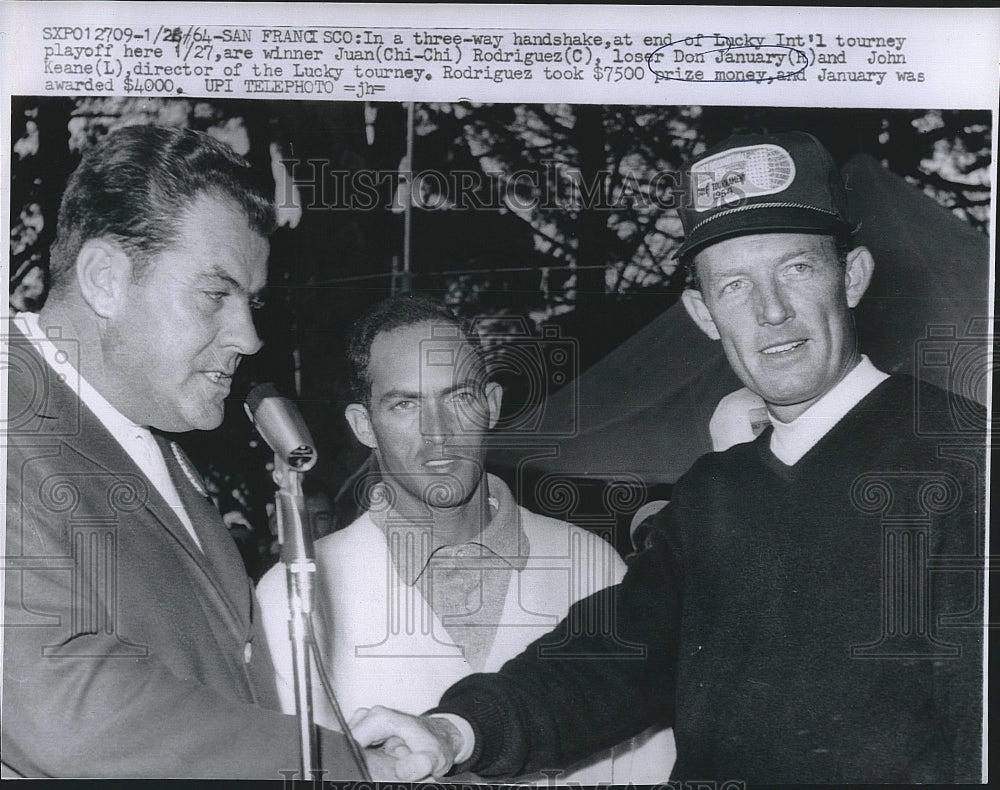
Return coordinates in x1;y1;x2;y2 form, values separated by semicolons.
431;503;685;778
1;481;361;779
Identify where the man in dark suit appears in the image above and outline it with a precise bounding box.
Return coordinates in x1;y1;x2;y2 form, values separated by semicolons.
1;125;373;778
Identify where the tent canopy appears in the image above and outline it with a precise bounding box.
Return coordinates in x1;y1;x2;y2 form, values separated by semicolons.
489;154;991;486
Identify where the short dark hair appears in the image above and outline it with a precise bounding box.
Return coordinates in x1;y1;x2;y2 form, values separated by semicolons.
345;292;479;406
48;125;275;293
683;227;858;292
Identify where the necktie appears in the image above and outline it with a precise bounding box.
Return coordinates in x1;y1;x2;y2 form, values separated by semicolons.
150;431;249;614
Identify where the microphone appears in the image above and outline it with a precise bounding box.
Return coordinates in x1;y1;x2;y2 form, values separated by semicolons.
244;383;318;471
245;383;320;773
244;382;317;563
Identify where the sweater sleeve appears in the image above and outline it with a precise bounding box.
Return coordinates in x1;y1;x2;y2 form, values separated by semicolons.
431;503;685;778
929;462;986;783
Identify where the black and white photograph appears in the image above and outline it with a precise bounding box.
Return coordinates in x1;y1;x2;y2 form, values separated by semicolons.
1;4;995;785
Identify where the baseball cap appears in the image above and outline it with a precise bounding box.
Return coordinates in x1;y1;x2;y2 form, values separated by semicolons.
675;131;851;260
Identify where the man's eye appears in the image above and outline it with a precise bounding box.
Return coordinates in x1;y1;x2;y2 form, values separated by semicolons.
451;391;474;402
720;280;746;295
391;400;416;410
204;291;228;303
787;262;812;276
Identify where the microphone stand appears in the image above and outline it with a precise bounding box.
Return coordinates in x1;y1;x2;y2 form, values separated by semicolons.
273;457;319;779
246;383;371;780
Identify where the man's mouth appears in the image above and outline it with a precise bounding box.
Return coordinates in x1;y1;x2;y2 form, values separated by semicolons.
761;340;807;355
203;371;233;386
424;458;458;468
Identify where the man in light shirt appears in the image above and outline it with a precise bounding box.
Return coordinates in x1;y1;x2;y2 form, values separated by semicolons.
257;292;675;784
350;132;985;783
1;125;371;779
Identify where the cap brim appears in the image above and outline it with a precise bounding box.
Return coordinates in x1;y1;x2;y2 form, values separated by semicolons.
675;207;847;260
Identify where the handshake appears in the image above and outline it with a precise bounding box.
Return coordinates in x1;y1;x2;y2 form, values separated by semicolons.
352;707;470;782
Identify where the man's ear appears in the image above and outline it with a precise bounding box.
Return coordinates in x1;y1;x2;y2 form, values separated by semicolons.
484;381;503;430
681;288;721;341
844;246;875;309
75;238;133;318
344;403;377;449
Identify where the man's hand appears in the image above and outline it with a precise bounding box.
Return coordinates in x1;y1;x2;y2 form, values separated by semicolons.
350;706;464;782
363;745;421;782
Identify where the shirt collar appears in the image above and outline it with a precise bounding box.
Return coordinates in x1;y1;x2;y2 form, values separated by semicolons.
15;312;151;441
769;355;889;466
369;473;529;585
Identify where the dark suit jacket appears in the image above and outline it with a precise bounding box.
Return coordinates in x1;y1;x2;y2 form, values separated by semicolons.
2;324;360;778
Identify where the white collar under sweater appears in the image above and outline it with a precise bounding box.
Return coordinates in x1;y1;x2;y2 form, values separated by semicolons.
769;355;889;466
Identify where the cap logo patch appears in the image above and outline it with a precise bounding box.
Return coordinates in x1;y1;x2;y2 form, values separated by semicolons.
689;144;796;212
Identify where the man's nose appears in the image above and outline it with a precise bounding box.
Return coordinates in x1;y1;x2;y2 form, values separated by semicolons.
755;280;795;326
421;402;458;443
223;303;264;356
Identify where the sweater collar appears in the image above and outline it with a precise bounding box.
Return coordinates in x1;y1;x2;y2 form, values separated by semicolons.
768;355;889;466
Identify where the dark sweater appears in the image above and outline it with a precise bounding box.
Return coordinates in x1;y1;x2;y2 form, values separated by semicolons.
436;376;984;783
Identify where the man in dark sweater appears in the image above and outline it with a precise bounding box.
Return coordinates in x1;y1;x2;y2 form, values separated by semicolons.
350;132;986;783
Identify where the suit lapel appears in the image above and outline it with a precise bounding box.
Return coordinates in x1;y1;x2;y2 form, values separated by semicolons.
153;434;252;627
12;328;250;635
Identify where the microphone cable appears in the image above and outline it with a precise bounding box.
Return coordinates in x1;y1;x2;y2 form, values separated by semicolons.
305;614;374;782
